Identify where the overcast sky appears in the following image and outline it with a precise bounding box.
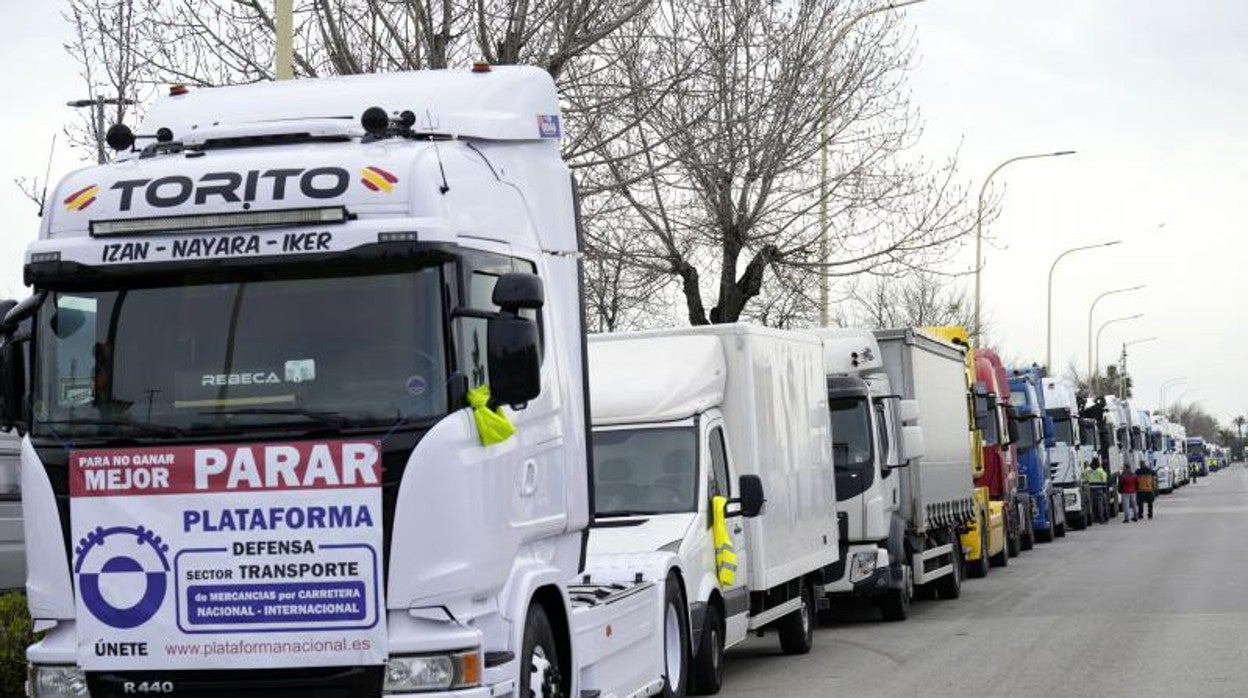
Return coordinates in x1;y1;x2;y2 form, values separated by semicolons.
0;2;1245;422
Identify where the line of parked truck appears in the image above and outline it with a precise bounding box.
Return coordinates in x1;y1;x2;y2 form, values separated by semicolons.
4;66;1236;697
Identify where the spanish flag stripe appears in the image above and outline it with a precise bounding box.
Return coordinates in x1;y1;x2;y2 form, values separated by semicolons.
64;185;98;207
360;170;393;193
365;166;397;184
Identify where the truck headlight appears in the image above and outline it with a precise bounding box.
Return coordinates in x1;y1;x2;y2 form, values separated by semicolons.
27;665;88;697
848;551;878;584
1064;492;1079;508
384;650;481;693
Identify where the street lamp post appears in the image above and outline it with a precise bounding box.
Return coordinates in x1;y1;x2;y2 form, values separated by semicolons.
67;96;137;164
1086;284;1145;382
1093;313;1143;394
1045;240;1120;370
972;150;1076;342
818;0;927;326
1158;377;1187;413
1118;336;1157;396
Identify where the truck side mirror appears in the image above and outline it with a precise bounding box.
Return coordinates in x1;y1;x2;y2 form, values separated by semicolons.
0;335;27;433
486;273;544;408
735;474;765;518
901;425;925;463
1006;416;1019;446
487;314;541;408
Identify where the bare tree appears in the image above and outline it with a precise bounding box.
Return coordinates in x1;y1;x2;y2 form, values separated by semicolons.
591;0;977;326
839;270;986;335
63;0;147;159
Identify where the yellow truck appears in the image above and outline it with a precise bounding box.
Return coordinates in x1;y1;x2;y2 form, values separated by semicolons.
921;327;1006;578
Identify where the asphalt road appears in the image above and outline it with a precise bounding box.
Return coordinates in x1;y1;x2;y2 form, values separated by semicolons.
722;467;1248;698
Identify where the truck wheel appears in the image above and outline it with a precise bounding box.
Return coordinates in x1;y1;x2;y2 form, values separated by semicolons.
777;581;814;655
879;566;911;622
1036;522;1053;543
989;535;1008;568
660;574;690;697
967;520;989;579
1020;501;1035;551
690;604;724;695
934;546;961;600
1054;519;1066;538
1006;512;1021;558
520;605;567;698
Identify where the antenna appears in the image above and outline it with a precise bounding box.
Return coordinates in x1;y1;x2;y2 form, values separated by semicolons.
425;109;450;195
37;133;57;218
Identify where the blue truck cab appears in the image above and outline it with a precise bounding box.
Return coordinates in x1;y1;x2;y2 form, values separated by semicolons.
1008;367;1063;542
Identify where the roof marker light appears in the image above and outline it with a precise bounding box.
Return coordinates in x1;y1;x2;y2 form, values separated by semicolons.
472;62;491;73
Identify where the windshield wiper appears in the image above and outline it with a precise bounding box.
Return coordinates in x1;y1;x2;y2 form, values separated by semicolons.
39;418;186;437
199;407;349;429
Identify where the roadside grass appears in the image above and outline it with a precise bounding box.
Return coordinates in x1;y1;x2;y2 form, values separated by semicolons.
0;590;32;696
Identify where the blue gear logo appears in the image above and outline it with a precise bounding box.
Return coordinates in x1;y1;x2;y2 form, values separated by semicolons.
74;525;170;629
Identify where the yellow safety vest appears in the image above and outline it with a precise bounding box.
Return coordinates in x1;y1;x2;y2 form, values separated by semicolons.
466;384;516;446
711;496;738;586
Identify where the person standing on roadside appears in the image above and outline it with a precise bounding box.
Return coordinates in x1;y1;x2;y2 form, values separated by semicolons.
1118;463;1139;523
1135;461;1157;520
1085;457;1109;523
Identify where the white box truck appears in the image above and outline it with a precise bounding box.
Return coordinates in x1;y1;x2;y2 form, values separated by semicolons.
587;324;840;693
2;66;686;697
810;328;970;621
870;329;978;600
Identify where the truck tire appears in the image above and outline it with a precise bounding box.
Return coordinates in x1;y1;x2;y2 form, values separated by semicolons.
519;605;567;698
1071;510;1086;531
1055;519;1066;538
777;581;814;655
1020;500;1035;551
1006;510;1021;558
660;574;690;697
989;534;1008;568
967;519;989;579
879;566;911;622
690;604;724;695
1036;523;1053;543
934;545;962;600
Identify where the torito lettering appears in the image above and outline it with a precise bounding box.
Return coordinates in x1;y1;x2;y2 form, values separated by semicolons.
110;167;351;211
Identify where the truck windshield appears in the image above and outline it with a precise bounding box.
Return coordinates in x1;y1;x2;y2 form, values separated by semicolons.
32;266;449;439
1051;417;1073;444
829;397;875;501
1015;417;1037;449
592;427;698;517
1150;433;1164;451
1080;422;1098;448
1131;428;1143;450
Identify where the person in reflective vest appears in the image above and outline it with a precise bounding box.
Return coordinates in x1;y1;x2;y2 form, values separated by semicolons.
1084;457;1109;523
711;496;737;586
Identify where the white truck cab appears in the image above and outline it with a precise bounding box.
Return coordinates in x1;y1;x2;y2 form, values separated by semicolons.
810;328;965;622
1042;377;1091;528
6;67;682;698
587;324;841;693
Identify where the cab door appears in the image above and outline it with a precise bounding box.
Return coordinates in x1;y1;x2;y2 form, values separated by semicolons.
704;416;750;647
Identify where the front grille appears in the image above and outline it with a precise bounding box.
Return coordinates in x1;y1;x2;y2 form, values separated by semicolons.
87;665;383;697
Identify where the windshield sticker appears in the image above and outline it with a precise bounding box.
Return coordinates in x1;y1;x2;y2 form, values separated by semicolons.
69;440;386;670
60;378;95;407
284;360;316;384
405;375;427;397
538;114;562;138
